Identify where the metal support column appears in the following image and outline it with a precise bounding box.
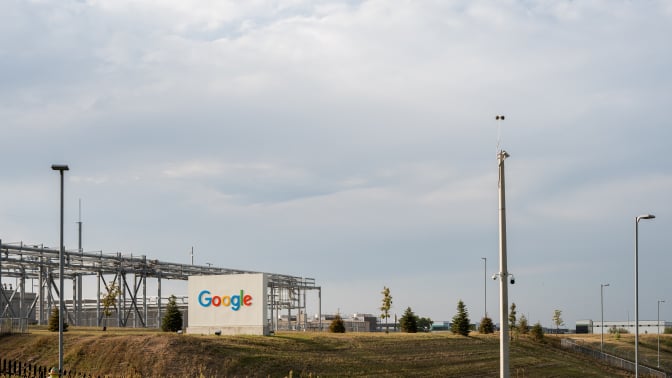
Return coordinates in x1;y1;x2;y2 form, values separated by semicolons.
96;271;101;327
39;259;45;324
318;288;322;332
157;274;162;328
497;148;510;378
72;277;77;325
19;267;26;319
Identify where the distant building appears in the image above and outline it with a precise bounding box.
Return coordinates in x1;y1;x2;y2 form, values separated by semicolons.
431;321;451;331
576;319;592;334
576;319;671;335
277;313;379;332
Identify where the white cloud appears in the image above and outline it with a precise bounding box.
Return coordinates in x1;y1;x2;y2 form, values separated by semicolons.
2;0;672;328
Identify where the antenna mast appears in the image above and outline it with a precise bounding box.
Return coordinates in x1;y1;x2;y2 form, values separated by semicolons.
78;198;83;253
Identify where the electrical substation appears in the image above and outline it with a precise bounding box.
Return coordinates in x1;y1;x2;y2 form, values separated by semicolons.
0;241;321;333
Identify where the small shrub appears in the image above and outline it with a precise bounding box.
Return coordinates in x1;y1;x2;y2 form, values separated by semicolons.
329;314;345;333
530;322;544;342
161;295;183;332
518;315;529;335
400;307;418;333
609;326;628;334
418;317;433;332
479;317;494;334
48;307;68;332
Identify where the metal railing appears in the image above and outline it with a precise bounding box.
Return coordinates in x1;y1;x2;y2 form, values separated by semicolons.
561;338;667;377
1;358;97;377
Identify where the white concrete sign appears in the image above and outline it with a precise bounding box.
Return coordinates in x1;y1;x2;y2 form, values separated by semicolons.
187;273;268;335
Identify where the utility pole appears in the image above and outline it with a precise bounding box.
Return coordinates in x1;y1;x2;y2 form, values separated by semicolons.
600;283;609;353
482;257;487;318
496;115;510;378
77;199;83;326
52;164;69;376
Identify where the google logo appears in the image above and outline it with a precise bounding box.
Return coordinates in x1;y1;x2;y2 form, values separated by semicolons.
198;290;253;311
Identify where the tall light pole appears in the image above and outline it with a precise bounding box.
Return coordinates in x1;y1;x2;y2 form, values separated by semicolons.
658;300;665;368
482;257;487;318
600;283;609;353
496;114;510;378
635;213;655;377
52;164;69;376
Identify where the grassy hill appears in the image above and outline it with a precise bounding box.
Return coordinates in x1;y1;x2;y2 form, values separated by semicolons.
1;328;668;377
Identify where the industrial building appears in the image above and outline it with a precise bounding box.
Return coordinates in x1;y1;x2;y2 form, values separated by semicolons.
576;319;672;335
0;241;320;333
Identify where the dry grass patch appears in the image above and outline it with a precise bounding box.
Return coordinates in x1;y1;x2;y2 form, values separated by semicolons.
0;329;655;377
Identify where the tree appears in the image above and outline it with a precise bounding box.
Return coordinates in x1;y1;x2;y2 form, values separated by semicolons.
451;300;471;336
518;314;529;334
479;316;495;334
48;307;68;332
552;309;564;334
101;282;121;330
380;286;393;333
530;322;544;342
162;295;184;332
508;302;517;336
329;314;346;333
399;307;418;333
417;317;433;332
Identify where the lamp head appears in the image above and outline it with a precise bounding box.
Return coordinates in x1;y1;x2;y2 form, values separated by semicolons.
51;164;69;171
637;214;655;222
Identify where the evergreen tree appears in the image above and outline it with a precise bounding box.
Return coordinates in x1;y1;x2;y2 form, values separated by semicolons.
478;316;495;334
399;307;418;333
329;314;346;333
161;295;183;332
380;286;393;333
518;314;529;334
530;322;544;342
451;300;471;336
48;307;68;332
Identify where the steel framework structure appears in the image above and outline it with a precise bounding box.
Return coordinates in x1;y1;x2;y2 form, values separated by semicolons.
0;240;321;330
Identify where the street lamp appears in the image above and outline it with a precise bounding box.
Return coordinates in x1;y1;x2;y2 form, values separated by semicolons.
482;257;487;318
635;213;655;377
658;300;665;368
52;164;69;376
601;283;609;354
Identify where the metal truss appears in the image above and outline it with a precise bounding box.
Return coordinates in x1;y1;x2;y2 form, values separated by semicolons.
1;240;320;330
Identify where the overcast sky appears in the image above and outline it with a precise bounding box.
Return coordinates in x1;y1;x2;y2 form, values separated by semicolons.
2;0;671;328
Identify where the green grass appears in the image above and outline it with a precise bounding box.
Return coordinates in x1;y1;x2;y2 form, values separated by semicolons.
1;328;661;377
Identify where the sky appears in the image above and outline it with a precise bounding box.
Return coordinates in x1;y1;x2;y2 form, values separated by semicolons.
1;0;671;329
